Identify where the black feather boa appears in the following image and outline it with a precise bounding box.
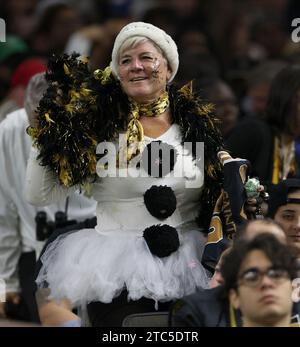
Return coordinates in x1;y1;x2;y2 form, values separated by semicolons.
31;53;224;232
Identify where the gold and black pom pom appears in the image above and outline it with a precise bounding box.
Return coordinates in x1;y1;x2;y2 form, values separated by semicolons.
144;185;177;219
30;53;128;187
143;224;180;258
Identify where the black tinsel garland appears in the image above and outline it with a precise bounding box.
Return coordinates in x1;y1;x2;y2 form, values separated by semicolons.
169;82;224;232
33;53;129;186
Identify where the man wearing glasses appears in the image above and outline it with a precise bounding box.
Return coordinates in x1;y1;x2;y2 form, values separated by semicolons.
221;233;299;327
169;219;298;327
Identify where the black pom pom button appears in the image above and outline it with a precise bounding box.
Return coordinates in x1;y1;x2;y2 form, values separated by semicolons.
144;185;177;219
143;224;180;258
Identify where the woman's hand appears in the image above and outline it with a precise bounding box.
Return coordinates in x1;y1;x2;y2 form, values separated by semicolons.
244;185;269;218
217;151;269;219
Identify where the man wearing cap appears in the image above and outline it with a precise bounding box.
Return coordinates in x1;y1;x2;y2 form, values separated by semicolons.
268;178;300;256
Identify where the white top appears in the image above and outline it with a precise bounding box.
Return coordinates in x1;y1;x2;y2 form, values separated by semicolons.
0;109;97;292
28;122;209;308
26;123;204;235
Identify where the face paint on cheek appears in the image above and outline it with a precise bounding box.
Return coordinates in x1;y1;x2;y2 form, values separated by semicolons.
151;58;161;79
118;68;129;82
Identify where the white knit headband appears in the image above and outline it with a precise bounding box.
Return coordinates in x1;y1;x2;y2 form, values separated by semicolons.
110;22;179;83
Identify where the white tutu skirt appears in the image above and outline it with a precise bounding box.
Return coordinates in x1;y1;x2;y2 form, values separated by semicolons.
36;228;209;307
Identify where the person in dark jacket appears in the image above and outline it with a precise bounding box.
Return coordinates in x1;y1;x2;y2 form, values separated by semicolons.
226;64;300;186
169;220;300;327
169;285;241;327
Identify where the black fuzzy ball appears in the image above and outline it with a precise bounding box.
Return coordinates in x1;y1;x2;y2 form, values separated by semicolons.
143;224;180;258
140;141;177;178
144;185;177;219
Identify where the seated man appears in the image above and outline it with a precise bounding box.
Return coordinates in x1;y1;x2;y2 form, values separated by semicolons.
267;178;300;257
222;233;298;327
169;219;299;326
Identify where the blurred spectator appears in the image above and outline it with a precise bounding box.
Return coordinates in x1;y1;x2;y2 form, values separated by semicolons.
178;29;210;54
226;64;300;185
64;25;110;66
252;16;289;59
209;248;231;289
227;11;266;64
95;0;133;23
0;58;46;123
0;73;96;322
197;78;239;139
1;0;38;41
167;0;208;33
205;0;236;49
235;219;286;244
0;35;29;104
242;60;287;119
130;0;159;18
31;2;83;57
103;17;131;39
220;12;267;101
62;0;98;24
176;28;213;56
141;5;177;37
64;21;128;71
175;53;220;87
